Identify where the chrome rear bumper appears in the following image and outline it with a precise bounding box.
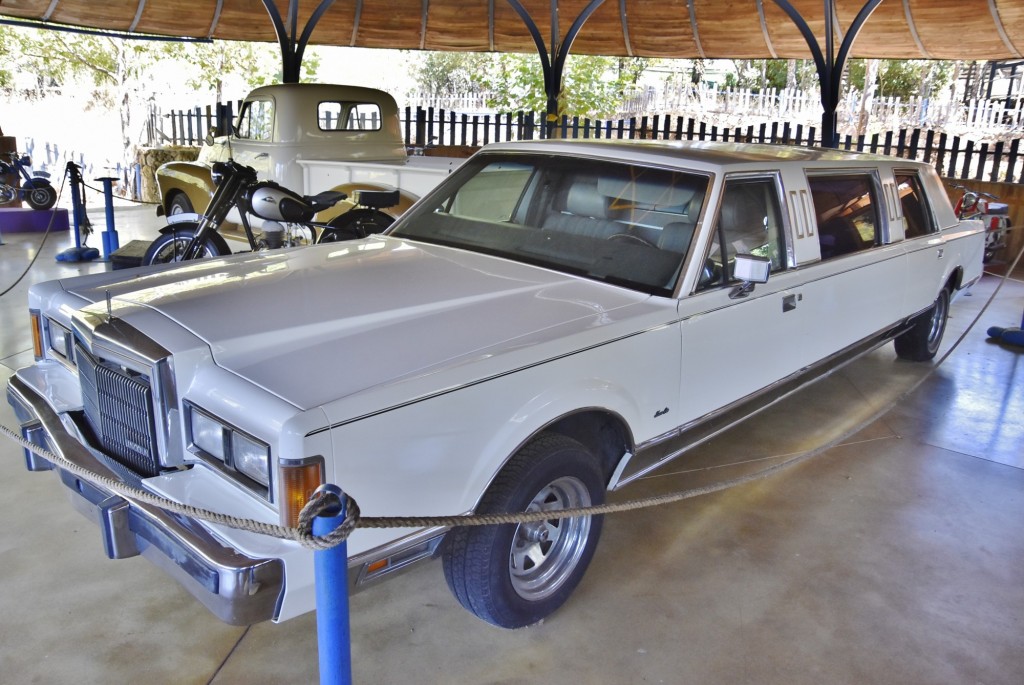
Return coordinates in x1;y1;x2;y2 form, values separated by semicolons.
7;374;284;626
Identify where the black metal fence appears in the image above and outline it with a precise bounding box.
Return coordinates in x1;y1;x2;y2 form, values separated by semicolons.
155;103;1024;185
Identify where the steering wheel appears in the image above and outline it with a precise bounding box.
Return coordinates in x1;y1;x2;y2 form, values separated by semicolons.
608;232;657;248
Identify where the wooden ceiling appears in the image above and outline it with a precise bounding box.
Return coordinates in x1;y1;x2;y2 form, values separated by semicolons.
0;0;1021;61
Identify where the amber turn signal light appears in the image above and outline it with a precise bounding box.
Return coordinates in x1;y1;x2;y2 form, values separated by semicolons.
30;310;44;359
280;457;325;527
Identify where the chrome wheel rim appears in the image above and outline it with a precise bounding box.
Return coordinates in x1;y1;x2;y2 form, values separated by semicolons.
154;237;215;263
29;188;51;206
509;476;592;601
927;293;948;346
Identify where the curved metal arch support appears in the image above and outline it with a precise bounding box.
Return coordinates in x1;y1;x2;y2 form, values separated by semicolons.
130;1;147;33
756;0;778;59
901;0;930;58
505;0;606;136
262;0;337;83
988;0;1022;59
687;0;705;60
772;0;882;148
207;0;225;39
619;0;634;58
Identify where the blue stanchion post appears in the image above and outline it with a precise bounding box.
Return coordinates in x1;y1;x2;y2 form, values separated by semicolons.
57;162;99;262
96;176;120;259
312;483;353;685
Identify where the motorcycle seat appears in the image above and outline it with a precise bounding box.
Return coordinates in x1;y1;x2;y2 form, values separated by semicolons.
305;190;348;211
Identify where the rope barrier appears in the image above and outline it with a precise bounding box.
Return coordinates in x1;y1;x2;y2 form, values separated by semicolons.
1;235;1022;551
0;172;68;299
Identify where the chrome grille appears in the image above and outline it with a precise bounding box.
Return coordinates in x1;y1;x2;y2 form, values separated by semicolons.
76;342;160;477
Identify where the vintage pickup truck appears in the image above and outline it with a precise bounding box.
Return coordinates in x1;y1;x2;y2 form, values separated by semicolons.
155;82;461;234
8;140;984;629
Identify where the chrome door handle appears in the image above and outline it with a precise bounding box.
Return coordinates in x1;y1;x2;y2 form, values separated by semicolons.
783;294;801;312
255;152;269;158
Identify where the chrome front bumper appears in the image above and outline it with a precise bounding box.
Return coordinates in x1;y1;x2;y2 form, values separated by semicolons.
6;374;284;626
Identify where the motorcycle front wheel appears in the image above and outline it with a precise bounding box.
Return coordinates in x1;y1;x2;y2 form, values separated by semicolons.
24;179;57;211
143;225;231;265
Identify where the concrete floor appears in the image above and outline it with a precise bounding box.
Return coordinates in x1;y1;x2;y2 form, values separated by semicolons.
1;206;1023;684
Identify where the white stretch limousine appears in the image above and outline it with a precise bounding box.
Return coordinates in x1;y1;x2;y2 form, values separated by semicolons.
8;141;984;629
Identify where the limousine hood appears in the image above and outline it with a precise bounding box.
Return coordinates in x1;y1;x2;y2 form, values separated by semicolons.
64;237;654;409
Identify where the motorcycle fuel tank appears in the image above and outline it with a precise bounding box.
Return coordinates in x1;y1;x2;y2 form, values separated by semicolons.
248;182;316;223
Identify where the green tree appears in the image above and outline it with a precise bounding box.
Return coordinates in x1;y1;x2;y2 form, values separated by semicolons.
5;26;165;156
0;30;13;88
165;40;320;103
846;59;954;99
477;53;649;117
414;51;489;95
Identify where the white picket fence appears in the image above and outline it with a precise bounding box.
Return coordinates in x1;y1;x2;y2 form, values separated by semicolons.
617;84;1024;138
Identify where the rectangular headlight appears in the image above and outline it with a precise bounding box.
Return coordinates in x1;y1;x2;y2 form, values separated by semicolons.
47;319;73;361
190;408;227;461
232;430;270;487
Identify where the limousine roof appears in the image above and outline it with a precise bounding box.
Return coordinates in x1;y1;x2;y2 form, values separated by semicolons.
484;139;929;175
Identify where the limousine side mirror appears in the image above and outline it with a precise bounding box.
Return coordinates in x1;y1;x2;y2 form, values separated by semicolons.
729;253;771;299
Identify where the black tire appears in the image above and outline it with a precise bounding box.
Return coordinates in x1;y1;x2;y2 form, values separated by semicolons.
317;209;394;243
143;225;230;265
24;179;57;210
894;288;949;361
167;193;195;216
442;433;605;628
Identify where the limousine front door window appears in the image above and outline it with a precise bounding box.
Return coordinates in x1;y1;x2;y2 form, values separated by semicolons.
696;175;787;292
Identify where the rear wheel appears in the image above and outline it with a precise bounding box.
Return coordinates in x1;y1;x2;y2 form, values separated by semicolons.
143;225;230;265
24;179;57;210
894;288;949;361
318;209;394;243
442;433;605;628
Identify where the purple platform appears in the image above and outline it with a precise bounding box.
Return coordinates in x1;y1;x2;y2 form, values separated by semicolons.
0;207;70;233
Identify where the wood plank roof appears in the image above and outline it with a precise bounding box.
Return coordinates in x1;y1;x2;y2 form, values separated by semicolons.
0;0;1021;60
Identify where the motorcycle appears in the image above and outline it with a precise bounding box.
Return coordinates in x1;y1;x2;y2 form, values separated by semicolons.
953;184;1011;263
0;151;58;211
143;158;397;265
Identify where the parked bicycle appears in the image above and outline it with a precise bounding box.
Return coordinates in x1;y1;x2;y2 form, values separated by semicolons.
143;159;397;265
0;151;57;210
953;183;1011;263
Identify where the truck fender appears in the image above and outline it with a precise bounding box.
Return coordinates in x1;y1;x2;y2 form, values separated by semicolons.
156;161;216;215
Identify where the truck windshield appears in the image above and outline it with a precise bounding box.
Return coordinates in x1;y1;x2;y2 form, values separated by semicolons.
390;154;708;297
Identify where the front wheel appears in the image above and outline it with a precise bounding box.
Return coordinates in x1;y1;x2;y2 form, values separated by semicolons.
24;179;57;210
143;225;230;265
894;288;949;361
442;433;605;628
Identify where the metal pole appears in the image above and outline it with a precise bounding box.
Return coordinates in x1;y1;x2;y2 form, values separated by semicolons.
96;177;120;259
68;163;84;251
312;484;352;685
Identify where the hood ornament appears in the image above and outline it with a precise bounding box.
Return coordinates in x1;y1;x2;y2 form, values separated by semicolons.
105;289;115;323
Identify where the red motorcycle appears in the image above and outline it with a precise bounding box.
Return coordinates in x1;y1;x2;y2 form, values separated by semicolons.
953;184;1011;263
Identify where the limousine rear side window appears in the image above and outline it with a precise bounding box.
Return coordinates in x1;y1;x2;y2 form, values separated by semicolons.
808;174;880;260
894;172;937;238
696;175;786;292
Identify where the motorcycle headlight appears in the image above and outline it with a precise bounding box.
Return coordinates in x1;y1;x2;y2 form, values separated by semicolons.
187;404;270;489
210;162;228;187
